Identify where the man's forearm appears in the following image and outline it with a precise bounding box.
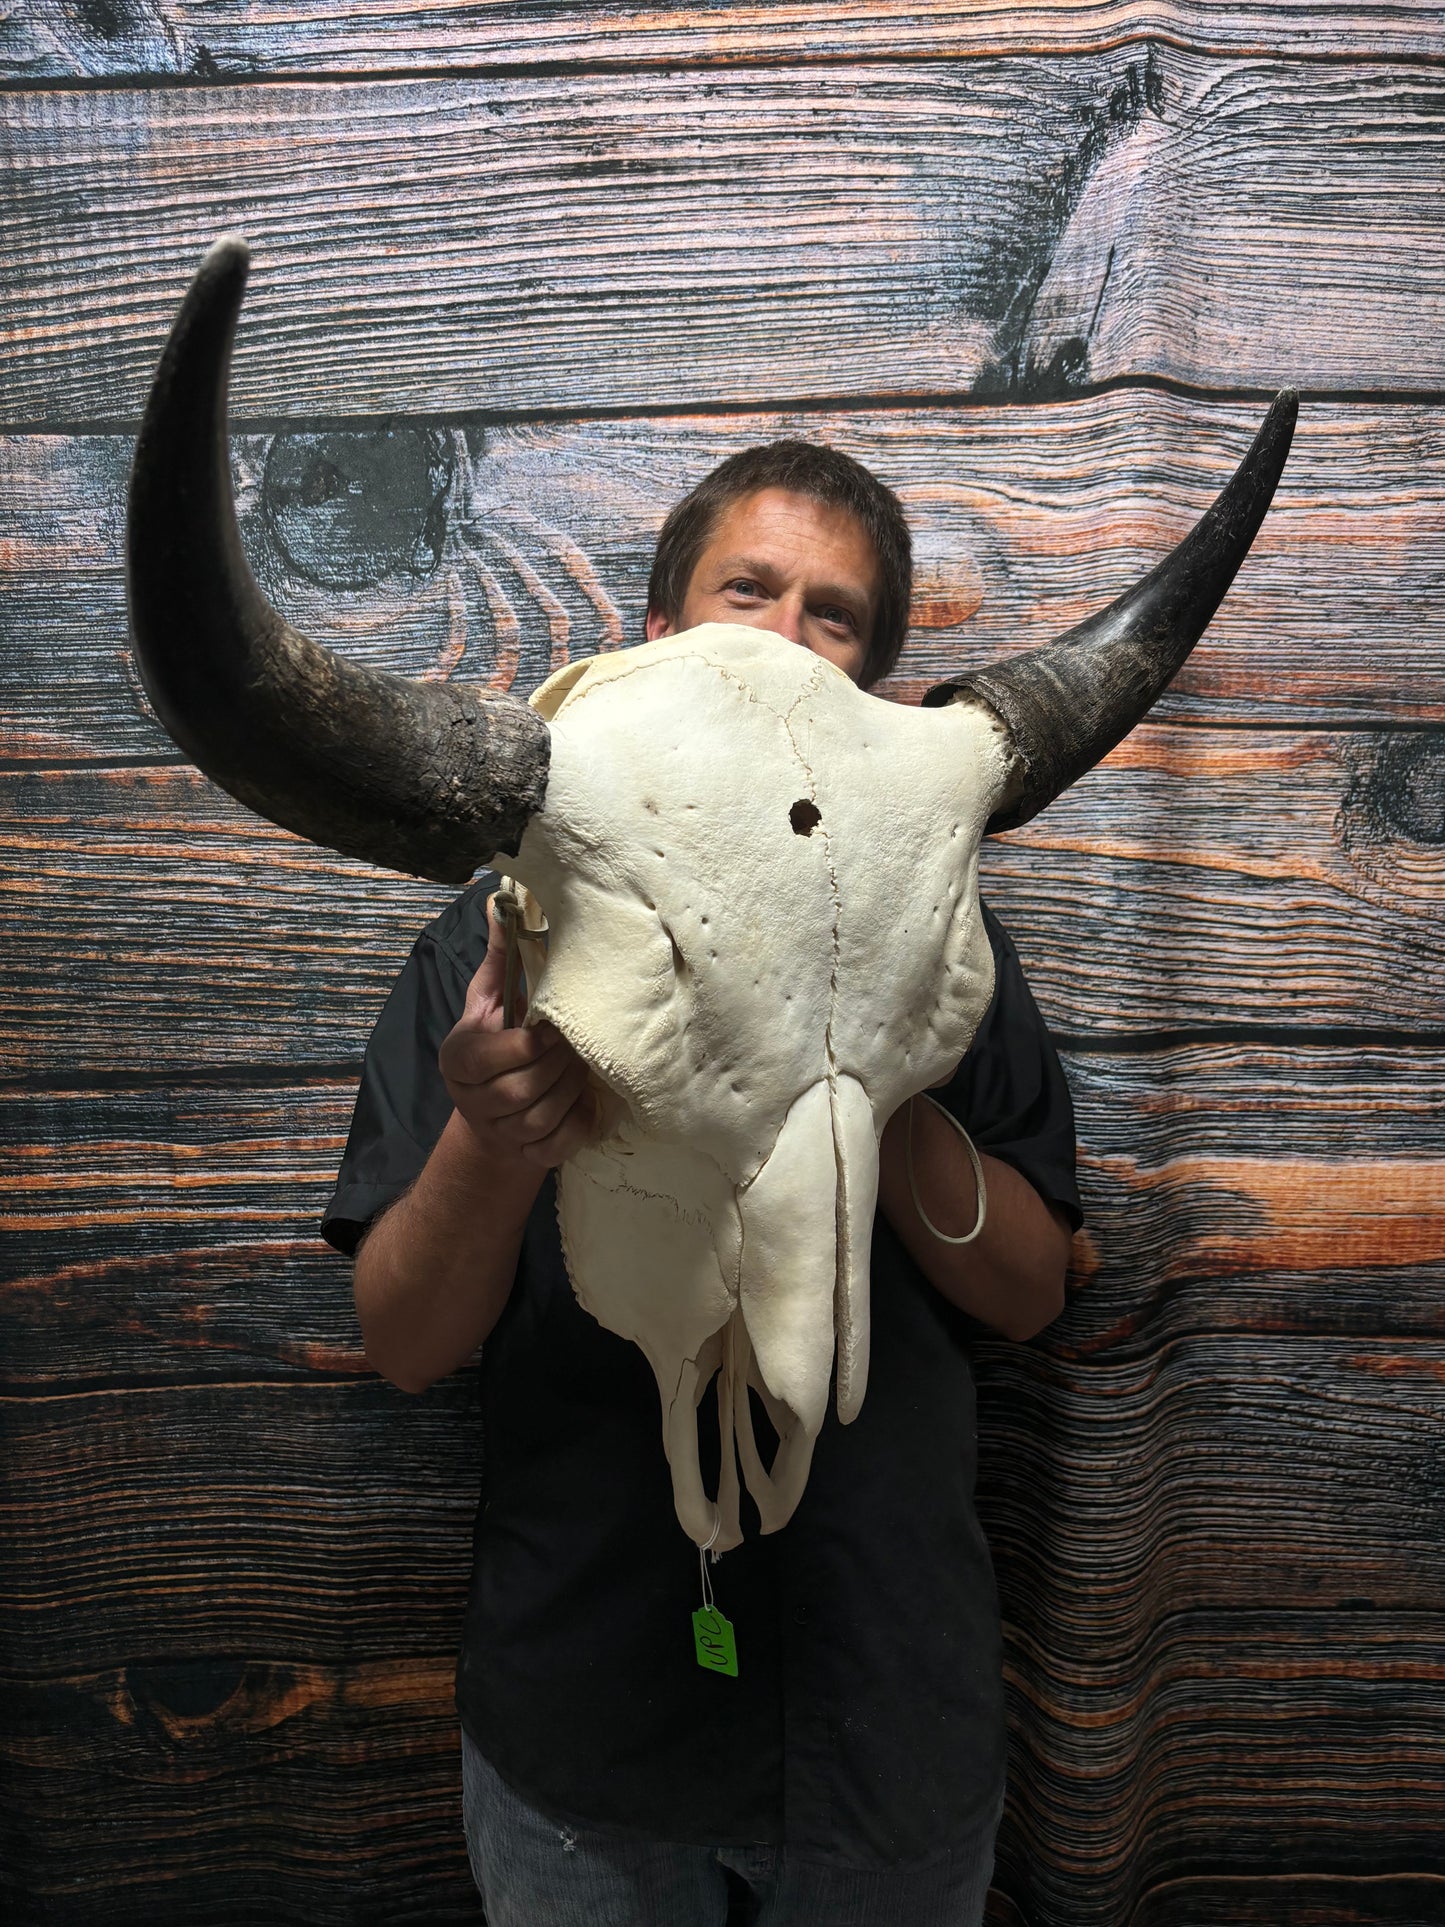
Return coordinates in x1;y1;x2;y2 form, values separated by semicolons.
353;1108;544;1393
876;1098;1072;1341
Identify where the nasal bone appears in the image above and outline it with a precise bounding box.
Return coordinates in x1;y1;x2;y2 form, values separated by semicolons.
709;1072;878;1535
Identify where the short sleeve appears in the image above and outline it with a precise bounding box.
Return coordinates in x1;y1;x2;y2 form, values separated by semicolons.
319;877;495;1258
933;900;1083;1231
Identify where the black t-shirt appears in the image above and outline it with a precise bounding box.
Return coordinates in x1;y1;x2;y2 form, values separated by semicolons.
322;873;1081;1869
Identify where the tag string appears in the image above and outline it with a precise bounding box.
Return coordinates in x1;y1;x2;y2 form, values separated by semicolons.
698;1506;722;1612
906;1094;987;1246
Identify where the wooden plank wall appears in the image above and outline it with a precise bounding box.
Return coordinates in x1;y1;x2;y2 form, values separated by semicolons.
3;5;1443;1921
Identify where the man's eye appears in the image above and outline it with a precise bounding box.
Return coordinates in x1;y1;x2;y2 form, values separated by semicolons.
819;606;856;631
726;578;763;597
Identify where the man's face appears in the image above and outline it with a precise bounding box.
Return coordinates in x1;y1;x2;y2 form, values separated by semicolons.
645;487;880;684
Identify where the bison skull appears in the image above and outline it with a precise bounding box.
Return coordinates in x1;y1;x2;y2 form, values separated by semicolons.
503;625;1012;1549
124;240;1296;1549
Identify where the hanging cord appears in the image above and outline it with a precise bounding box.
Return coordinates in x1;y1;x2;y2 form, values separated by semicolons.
906;1093;987;1246
699;1508;723;1611
491;885;548;1029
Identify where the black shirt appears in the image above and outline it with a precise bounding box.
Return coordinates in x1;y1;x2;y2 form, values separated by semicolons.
322;873;1081;1869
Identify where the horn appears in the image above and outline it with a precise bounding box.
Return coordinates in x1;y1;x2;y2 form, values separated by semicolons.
923;392;1297;831
125;238;549;887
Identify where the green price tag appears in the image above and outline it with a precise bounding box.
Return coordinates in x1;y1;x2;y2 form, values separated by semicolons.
692;1605;738;1677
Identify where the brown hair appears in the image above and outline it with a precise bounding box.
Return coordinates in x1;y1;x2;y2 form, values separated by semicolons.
646;440;912;687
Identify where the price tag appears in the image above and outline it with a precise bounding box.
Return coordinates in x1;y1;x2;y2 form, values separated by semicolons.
692;1605;738;1677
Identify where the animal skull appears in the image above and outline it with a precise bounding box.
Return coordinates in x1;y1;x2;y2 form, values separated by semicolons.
124;240;1296;1549
504;626;1013;1549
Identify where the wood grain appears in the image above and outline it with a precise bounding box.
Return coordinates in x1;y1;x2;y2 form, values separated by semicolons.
983;1613;1445;1922
4;1330;1441;1908
6;15;1444;1922
987;720;1445;1033
6;0;1444;78
4;54;1445;424
974;1340;1445;1921
0;1080;365;1387
5;1043;1441;1387
0;1657;478;1922
0;1377;480;1672
4;721;1441;1075
6;395;1445;760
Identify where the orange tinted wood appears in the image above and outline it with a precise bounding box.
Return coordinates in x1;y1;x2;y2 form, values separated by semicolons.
5;1044;1441;1385
5;395;1443;769
6;721;1441;1073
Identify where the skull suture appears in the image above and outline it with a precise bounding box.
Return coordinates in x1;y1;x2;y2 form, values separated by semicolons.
125;241;1296;1550
505;626;1014;1550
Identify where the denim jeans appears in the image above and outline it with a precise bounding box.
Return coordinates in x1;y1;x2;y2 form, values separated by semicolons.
461;1728;1000;1927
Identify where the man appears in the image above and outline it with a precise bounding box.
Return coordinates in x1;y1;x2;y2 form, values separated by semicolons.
321;441;1082;1927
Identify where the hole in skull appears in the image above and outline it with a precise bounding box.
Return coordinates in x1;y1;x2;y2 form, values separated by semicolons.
666;930;689;981
790;799;822;836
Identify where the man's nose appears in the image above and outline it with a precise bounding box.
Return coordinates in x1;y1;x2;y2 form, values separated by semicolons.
763;592;805;645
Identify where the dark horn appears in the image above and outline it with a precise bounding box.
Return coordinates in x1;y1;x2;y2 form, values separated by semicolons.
125;238;549;886
923;392;1297;831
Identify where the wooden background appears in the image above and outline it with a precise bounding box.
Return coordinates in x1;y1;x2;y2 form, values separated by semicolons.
3;2;1444;1920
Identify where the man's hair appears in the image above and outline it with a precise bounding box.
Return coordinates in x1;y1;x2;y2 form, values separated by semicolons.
646;440;912;687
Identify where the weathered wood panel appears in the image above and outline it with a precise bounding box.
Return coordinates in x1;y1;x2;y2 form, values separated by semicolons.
5;1054;1442;1927
0;1378;481;1672
0;1657;478;1922
4;1332;1441;1916
974;1325;1445;1921
982;1612;1445;1922
0;1080;363;1387
6;395;1445;754
5;724;1442;1074
4;54;1445;424
12;1340;1441;1664
6;0;1444;78
5;8;1444;1922
5;1042;1441;1389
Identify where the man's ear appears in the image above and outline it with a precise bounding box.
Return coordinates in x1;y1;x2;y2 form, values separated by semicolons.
645;606;674;643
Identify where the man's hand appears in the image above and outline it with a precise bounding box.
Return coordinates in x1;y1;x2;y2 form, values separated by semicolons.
353;895;594;1393
438;896;596;1170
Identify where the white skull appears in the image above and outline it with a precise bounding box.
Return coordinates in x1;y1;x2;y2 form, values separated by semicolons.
505;623;1016;1552
125;253;1292;1559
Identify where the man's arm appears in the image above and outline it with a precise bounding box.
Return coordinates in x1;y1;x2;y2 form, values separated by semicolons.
353;900;594;1394
876;1096;1072;1342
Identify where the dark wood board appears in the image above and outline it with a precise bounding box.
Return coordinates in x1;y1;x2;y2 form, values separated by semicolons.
5;1031;1441;1919
7;395;1445;756
5;720;1443;1075
1121;1882;1445;1927
0;1376;481;1674
983;1607;1445;1921
6;1339;1441;1667
4;54;1445;424
5;0;1444;78
3;1341;1442;1912
6;15;1444;1923
0;1658;480;1922
5;1042;1443;1389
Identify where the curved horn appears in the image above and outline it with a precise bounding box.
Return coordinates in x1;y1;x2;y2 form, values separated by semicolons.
125;238;549;886
923;392;1297;831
